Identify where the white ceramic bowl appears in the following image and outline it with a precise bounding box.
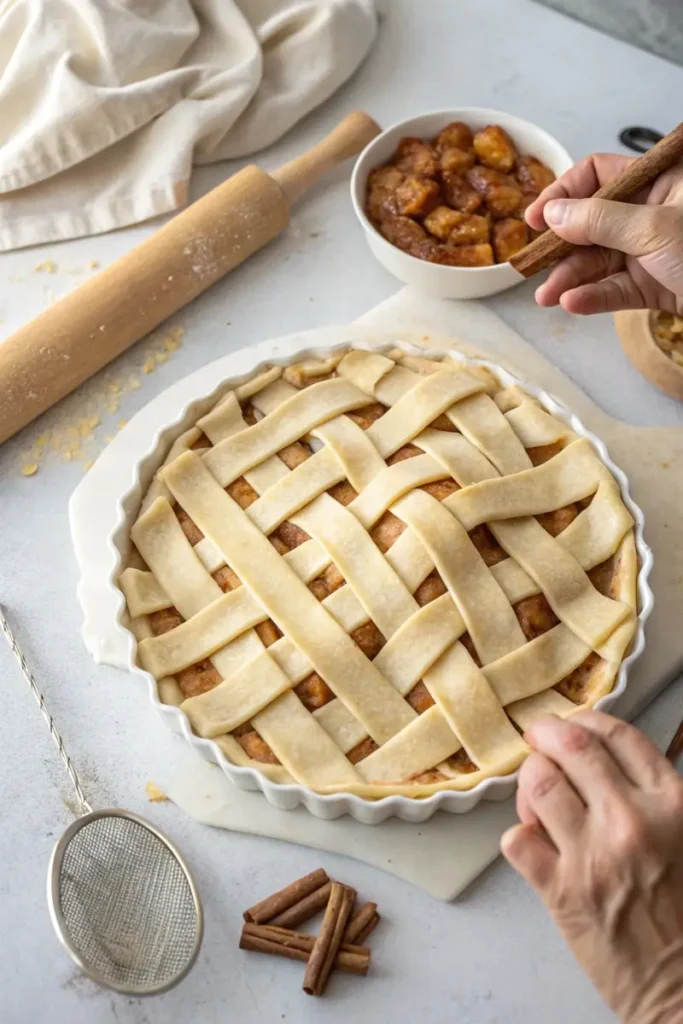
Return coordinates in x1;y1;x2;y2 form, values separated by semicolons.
98;330;653;824
350;107;574;299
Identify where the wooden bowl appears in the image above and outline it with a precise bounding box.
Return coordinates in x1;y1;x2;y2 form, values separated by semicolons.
614;309;683;401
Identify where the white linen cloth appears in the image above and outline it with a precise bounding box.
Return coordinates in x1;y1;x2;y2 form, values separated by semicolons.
0;0;377;251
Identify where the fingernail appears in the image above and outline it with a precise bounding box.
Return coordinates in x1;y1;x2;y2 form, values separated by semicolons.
544;199;570;227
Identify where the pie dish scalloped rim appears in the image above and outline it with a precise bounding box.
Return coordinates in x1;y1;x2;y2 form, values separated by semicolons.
104;332;654;824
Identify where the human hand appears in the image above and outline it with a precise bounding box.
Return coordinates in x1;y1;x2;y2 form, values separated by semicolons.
501;711;683;1024
525;155;683;315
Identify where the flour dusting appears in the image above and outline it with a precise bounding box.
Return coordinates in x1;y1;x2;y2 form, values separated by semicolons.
18;324;185;476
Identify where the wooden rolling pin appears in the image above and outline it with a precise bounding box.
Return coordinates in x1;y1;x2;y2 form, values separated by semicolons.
0;111;380;445
510;121;683;278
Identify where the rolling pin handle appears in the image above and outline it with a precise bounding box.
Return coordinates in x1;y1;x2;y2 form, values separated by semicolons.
271;111;381;205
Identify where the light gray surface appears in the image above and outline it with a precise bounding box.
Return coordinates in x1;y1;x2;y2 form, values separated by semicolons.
1;1;683;1022
535;0;683;68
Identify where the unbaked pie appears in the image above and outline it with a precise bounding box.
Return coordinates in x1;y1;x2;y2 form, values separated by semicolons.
120;345;639;798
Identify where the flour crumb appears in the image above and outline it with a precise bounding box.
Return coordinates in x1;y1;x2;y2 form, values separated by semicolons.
143;357;156;374
83;460;94;471
34;260;58;274
21;464;38;477
145;780;168;803
88;260;100;270
164;334;183;352
78;416;99;436
117;419;127;429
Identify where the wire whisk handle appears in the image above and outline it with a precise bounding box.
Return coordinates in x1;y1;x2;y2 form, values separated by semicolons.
0;606;92;816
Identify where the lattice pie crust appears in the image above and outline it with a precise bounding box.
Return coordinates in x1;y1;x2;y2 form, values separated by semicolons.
120;346;638;799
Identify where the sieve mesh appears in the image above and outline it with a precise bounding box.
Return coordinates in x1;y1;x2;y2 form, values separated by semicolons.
56;814;201;992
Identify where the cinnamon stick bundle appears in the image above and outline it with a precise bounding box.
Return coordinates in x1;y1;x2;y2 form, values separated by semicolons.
243;868;330;925
240;870;381;996
303;883;356;996
240;923;370;976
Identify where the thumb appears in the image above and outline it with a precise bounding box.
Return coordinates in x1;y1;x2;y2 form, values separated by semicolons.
543;197;676;256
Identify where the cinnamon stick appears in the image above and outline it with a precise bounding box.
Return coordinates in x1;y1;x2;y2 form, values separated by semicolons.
240;923;370;976
243;868;330;925
303;882;356;996
666;719;683;763
344;902;380;945
269;881;333;928
510;121;683;279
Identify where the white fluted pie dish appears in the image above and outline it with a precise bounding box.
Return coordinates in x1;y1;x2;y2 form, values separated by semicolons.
90;328;652;823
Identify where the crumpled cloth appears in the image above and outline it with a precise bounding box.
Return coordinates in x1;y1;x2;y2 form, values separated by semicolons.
0;0;377;251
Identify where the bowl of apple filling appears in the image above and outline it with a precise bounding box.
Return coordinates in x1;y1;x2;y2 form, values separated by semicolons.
351;108;573;298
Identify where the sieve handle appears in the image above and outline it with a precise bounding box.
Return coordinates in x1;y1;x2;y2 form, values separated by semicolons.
0;606;92;816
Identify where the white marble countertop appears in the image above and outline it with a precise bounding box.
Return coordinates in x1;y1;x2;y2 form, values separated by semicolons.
1;2;683;1021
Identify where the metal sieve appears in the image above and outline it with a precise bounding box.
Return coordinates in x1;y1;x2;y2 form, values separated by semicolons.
1;606;204;995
